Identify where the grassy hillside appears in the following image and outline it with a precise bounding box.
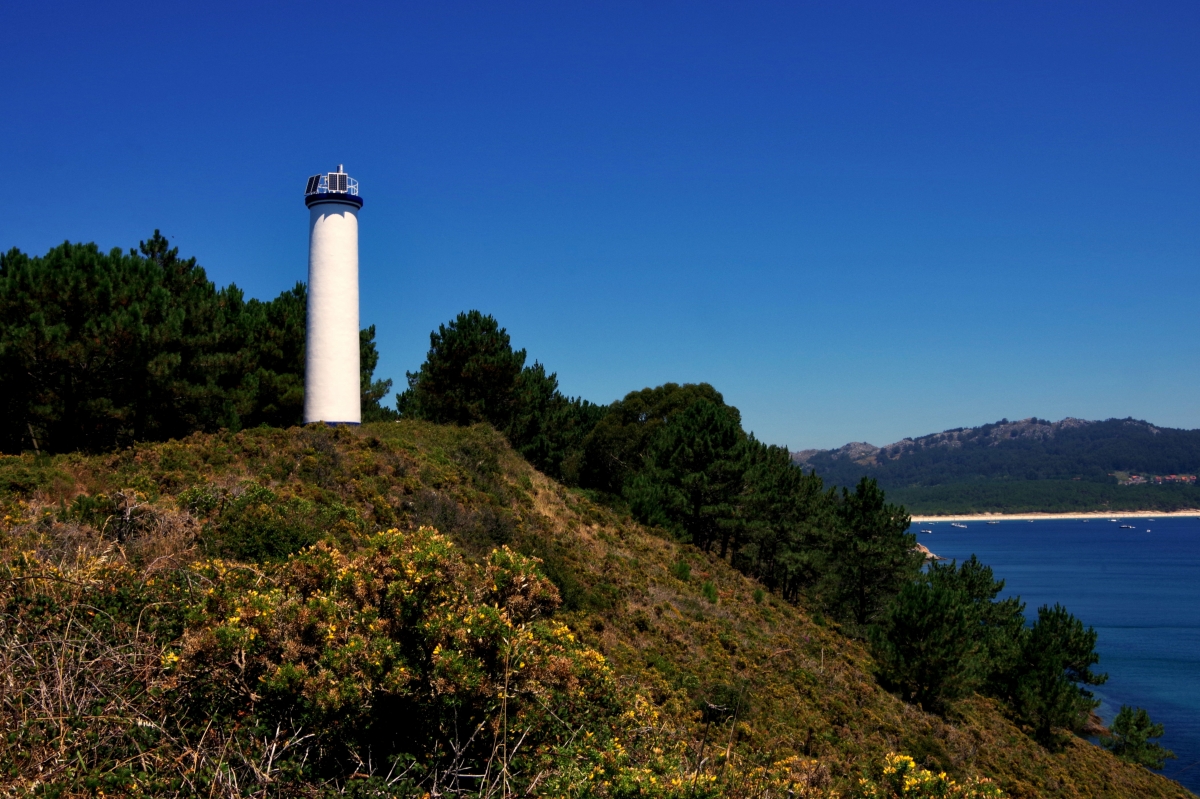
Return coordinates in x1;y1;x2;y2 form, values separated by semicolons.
1;422;1192;798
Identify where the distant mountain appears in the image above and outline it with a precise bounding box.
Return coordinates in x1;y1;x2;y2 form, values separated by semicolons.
793;417;1200;513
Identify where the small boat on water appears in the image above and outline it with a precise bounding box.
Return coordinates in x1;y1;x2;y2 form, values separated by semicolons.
1120;524;1135;529
951;522;968;529
986;521;1000;525
920;529;933;534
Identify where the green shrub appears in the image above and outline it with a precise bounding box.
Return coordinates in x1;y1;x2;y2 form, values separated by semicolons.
177;482;222;516
200;483;364;561
59;492;121;528
671;558;691;582
1101;705;1176;770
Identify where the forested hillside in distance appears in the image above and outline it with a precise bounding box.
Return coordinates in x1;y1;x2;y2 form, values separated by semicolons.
794;418;1200;487
887;481;1200;515
793;418;1200;513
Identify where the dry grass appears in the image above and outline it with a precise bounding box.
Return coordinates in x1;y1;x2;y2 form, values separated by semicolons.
0;505;308;798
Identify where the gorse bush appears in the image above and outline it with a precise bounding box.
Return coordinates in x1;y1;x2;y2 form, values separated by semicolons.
176;528;615;786
850;753;1004;799
0;518;632;796
0;493;999;799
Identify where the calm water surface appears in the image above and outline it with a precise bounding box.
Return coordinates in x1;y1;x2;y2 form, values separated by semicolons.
923;517;1200;792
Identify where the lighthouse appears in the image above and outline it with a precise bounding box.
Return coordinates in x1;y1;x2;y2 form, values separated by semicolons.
303;165;364;425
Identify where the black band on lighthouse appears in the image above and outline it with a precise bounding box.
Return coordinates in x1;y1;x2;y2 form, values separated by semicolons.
305;194;364;209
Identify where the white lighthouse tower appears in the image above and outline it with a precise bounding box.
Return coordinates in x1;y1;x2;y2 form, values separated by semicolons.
303;165;364;425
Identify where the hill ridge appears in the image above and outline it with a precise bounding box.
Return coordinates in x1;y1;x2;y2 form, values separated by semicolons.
790;417;1175;470
789;417;1200;515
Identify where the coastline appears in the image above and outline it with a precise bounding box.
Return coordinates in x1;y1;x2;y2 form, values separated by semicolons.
911;509;1200;522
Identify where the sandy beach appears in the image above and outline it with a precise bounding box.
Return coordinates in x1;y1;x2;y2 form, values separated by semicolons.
911;510;1200;522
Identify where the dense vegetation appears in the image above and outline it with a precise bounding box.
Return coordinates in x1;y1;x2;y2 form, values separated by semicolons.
0;233;395;455
797;418;1200;514
397;313;926;625
397;310;603;484
391;312;1144;755
871;559;1108;745
1;424;1188;798
0;239;1189;796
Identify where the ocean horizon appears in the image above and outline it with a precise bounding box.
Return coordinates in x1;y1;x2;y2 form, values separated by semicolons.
925;516;1200;793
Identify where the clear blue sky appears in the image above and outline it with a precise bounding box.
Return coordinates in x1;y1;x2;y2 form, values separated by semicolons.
4;1;1198;449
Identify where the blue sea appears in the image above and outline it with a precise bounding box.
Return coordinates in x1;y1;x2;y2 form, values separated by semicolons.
922;516;1200;793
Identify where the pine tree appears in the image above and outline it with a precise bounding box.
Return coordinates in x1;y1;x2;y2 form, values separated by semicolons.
871;577;977;710
1010;604;1107;746
360;325;397;422
1101;706;1176;769
737;440;832;599
0;235;219;451
578;382;728;494
395;311;603;480
626;398;745;552
871;556;1025;712
396;310;526;426
822;477;922;627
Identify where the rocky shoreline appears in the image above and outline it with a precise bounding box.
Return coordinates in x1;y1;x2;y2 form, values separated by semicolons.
914;542;944;561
